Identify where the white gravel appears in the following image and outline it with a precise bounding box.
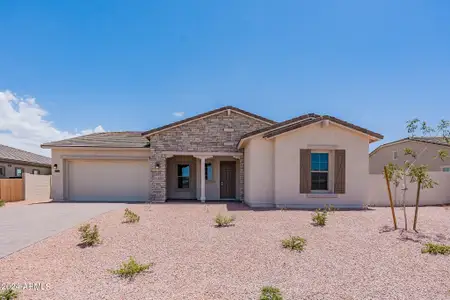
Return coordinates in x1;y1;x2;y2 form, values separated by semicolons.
1;204;449;300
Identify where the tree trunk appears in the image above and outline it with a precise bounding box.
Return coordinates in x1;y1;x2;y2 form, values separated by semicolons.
402;176;408;231
413;180;421;232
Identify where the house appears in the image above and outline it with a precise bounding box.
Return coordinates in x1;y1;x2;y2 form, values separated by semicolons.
41;106;383;208
0;144;52;178
369;137;450;174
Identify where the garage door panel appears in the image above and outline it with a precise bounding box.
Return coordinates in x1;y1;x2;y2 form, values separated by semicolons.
68;160;148;202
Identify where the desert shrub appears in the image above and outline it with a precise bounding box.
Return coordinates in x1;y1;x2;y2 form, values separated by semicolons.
110;256;152;278
0;288;19;300
78;224;101;247
123;208;140;223
260;286;283;300
311;205;336;226
421;243;450;255
0;200;5;207
281;236;306;252
214;213;235;227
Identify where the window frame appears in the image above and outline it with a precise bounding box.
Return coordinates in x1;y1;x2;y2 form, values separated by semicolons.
177;164;191;189
15;167;24;178
392;150;398;160
205;162;213;181
310;150;334;193
0;165;5;177
441;166;450;173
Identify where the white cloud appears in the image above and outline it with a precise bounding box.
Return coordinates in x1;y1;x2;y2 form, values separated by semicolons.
172;112;185;117
0;90;105;157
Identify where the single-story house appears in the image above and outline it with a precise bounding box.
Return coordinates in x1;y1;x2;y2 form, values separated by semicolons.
370;137;450;174
42;106;383;208
0;144;52;178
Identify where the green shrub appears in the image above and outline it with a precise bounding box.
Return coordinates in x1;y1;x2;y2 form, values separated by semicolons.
421;243;450;255
260;286;283;300
110;256;152;278
281;236;306;252
214;213;236;227
311;205;336;226
0;200;5;207
123;208;140;223
78;224;101;247
0;288;19;300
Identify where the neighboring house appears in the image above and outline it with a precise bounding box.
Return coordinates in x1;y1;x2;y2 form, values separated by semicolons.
41;106;383;208
369;137;450;174
0;144;52;178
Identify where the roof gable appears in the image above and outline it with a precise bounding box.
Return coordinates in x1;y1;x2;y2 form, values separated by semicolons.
141;106;276;137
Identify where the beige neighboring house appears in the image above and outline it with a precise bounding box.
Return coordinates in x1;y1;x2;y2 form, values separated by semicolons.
369;137;450;174
0;144;51;178
41;106;383;208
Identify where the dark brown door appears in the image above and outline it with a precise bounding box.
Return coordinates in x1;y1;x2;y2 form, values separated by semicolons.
220;161;236;199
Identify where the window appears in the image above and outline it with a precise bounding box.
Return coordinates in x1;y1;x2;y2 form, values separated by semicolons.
311;153;329;191
0;166;5;177
177;164;190;188
205;163;213;180
393;151;398;160
443;167;450;173
32;169;40;175
15;168;24;177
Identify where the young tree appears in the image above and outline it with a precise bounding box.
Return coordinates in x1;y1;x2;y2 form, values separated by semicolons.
391;118;449;231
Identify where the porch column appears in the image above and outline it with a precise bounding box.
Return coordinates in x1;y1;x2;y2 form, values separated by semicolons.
200;157;206;202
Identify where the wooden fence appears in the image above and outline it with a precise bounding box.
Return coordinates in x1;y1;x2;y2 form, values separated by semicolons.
0;178;25;202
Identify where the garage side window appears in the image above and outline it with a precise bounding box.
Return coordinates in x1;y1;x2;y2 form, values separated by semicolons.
177;164;190;189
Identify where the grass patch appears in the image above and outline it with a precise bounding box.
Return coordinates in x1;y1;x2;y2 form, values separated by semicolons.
0;200;5;207
260;286;283;300
0;287;19;299
109;257;152;278
421;243;450;255
214;213;236;227
123;208;140;223
281;236;306;252
78;224;101;247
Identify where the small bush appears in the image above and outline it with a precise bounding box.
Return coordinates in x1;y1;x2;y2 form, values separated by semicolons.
260;286;283;300
0;200;5;207
110;256;152;278
421;243;450;255
312;209;328;226
214;213;236;227
0;288;19;300
78;224;101;247
123;208;140;223
282;236;306;252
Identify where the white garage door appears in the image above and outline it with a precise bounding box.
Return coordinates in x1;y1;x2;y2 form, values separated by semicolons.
68;160;149;202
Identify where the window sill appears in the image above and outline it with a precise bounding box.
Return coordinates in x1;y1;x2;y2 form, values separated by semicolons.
306;193;338;198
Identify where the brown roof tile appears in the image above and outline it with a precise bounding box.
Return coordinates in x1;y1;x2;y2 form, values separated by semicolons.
41;132;149;148
0;144;51;166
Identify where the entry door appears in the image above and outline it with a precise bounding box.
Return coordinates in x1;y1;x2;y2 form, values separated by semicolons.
220;161;236;199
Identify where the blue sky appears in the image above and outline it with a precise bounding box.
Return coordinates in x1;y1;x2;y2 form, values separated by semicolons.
1;1;450;155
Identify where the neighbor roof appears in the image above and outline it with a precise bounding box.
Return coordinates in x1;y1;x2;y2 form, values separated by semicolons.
0;144;51;166
370;136;450;156
41;132;149;148
141;106;276;137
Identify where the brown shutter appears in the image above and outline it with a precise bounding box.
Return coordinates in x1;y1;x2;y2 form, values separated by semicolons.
334;149;346;194
300;149;311;193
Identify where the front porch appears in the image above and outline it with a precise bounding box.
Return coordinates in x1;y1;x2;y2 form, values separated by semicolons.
164;152;243;202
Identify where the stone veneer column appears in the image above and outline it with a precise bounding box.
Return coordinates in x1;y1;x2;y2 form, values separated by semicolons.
149;150;167;202
239;154;245;201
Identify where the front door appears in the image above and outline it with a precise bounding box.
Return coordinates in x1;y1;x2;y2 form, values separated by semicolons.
220;161;236;199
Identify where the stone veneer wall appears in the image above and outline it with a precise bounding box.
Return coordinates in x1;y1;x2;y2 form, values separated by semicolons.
148;110;270;201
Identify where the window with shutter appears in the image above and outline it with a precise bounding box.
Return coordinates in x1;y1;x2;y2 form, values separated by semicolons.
334;149;346;194
299;149;311;193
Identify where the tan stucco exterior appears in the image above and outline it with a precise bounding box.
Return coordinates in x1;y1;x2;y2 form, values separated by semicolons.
369;140;450;174
0;161;50;178
244;122;371;208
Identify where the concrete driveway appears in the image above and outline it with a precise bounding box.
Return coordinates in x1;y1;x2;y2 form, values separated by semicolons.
0;203;125;258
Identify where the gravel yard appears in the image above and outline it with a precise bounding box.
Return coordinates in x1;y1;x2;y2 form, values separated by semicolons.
1;204;449;300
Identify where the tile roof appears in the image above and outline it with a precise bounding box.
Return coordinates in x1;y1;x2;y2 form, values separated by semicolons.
370;136;450;156
0;144;51;166
41;132;150;148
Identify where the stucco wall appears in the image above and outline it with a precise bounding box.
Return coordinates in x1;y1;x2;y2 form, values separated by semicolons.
368;172;450;206
244;122;371;208
370;141;450;174
24;173;51;201
51;148;150;201
0;161;50;178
